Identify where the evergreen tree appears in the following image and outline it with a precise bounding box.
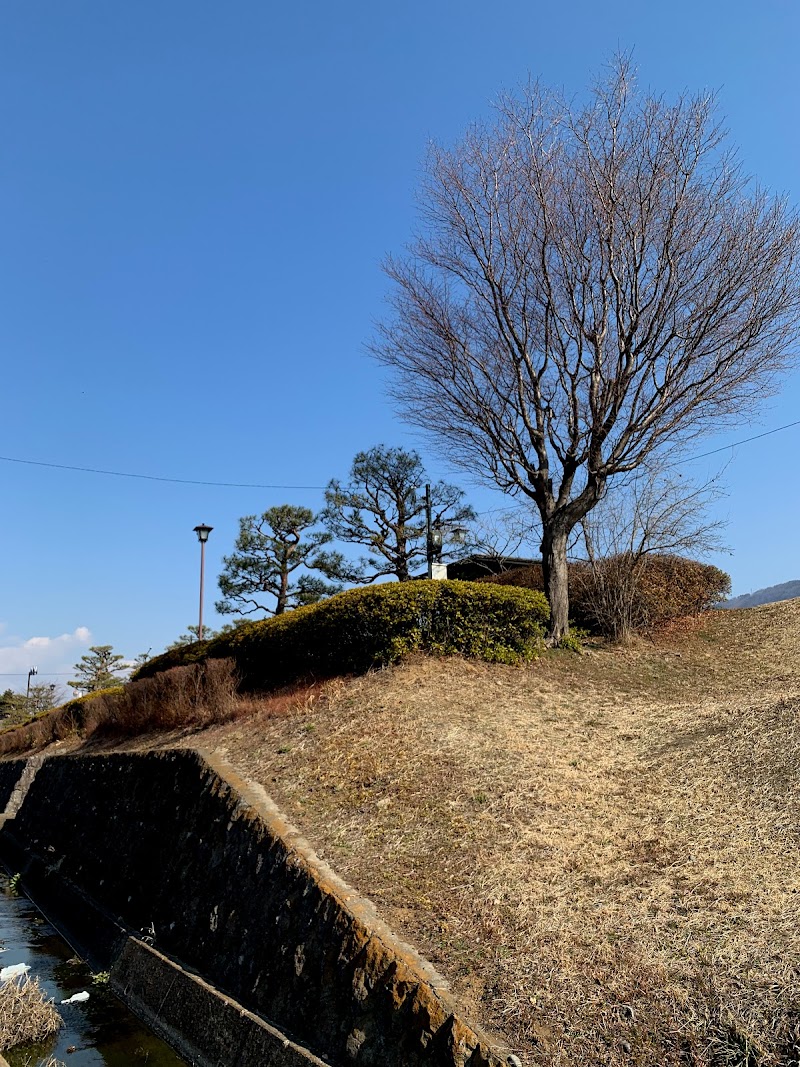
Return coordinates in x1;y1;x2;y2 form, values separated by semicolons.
216;505;341;618
69;645;128;694
320;446;474;582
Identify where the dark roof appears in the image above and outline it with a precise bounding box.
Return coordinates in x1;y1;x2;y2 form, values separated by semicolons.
446;554;540;581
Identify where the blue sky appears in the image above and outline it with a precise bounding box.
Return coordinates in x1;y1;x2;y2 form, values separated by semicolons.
1;1;799;682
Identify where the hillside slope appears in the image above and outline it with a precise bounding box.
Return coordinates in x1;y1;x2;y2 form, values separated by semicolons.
187;600;800;1067
15;599;800;1066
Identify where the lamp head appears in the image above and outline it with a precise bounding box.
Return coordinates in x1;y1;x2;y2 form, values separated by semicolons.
194;524;213;544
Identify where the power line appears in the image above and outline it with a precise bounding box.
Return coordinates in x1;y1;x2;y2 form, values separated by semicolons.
673;418;800;463
0;454;326;491
2;415;798;500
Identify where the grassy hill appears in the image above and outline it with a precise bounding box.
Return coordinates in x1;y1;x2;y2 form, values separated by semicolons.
10;599;800;1066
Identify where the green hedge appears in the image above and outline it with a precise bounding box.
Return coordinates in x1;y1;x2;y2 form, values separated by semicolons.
135;580;550;691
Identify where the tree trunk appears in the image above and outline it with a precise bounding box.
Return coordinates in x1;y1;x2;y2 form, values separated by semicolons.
541;524;570;644
395;530;411;582
276;568;289;615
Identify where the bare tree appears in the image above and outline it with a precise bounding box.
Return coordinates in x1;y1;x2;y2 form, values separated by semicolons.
580;464;727;563
373;57;800;640
575;464;729;639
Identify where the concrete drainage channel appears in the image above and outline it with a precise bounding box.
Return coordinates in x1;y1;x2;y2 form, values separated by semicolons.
0;750;507;1067
0;869;187;1065
0;873;324;1067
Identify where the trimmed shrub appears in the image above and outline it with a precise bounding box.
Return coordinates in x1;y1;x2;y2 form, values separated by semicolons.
480;554;730;638
570;554;730;638
634;554;730;619
481;563;547;593
79;659;239;737
0;686;126;757
135;580;550;691
0;663;243;755
128;640;212;676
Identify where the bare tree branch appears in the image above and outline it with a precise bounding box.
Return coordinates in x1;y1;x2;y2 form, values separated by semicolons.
573;461;729;639
465;509;541;572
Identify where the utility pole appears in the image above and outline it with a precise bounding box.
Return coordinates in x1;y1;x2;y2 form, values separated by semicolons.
425;483;432;575
26;666;38;717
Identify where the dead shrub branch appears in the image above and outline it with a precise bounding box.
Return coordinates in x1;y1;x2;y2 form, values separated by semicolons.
0;975;63;1051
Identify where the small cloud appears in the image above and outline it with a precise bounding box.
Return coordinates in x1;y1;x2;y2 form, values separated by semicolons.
0;627;93;686
26;636;55;649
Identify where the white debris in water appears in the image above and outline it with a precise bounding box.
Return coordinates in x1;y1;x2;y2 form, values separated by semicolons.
61;990;90;1004
0;961;30;982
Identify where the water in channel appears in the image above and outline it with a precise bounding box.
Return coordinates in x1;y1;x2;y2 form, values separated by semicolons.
0;873;187;1066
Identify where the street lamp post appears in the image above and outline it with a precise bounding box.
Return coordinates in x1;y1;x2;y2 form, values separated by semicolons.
424;484;469;580
425;484;447;580
193;524;213;641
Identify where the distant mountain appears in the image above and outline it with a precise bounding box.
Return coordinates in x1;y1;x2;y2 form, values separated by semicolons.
719;581;800;610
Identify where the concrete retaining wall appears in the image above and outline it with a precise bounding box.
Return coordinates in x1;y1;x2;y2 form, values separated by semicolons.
0;750;503;1067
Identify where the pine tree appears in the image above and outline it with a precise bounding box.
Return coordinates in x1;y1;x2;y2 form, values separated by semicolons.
69;645;128;694
216;505;341;618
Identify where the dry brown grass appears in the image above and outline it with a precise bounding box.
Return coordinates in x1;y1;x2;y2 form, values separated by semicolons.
5;601;800;1065
0;975;62;1051
15;1058;66;1067
190;601;800;1067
